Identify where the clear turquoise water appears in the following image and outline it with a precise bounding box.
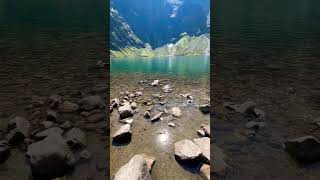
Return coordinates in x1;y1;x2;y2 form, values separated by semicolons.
111;55;210;77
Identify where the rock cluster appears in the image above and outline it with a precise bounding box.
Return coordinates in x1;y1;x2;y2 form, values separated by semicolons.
0;92;106;179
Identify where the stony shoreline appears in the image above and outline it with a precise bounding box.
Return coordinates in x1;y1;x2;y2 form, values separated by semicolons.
110;74;211;179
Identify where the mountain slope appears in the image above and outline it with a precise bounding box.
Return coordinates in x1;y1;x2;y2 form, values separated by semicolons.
111;0;210;48
155;34;210;56
110;8;144;51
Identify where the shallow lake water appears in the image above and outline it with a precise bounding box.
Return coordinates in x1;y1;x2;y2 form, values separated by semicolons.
0;0;107;179
110;56;210;179
213;0;320;179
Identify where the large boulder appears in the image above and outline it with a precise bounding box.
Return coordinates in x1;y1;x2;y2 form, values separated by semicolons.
193;137;210;164
0;140;10;163
27;133;75;179
284;136;320;164
114;155;151;180
65;128;87;149
118;103;134;119
59;101;79;113
79;96;105;111
213;145;227;176
174;139;202;162
113;124;132;143
6;116;30;145
34;127;64;140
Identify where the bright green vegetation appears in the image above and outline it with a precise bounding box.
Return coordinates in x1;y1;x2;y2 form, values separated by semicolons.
111;34;210;58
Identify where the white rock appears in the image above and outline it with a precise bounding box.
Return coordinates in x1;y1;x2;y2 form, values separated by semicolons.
174;139;201;161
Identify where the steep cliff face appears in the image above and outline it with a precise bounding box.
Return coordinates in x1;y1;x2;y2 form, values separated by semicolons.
111;0;210;48
110;0;210;58
110;8;144;51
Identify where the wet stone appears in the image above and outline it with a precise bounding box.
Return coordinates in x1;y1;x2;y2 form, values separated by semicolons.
174;139;202;162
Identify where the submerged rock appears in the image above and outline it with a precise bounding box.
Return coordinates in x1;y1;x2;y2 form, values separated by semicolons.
114;155;151;180
113;124;132;143
60;101;79;113
150;80;159;86
60;121;72;129
213;144;227;176
6;116;30;145
194;137;210;164
174;139;202;162
151;112;163;122
65;128;87;149
201;124;210;137
118;103;134;119
0;140;10;163
144;111;151;119
171;107;181;117
130;102;138;109
162;84;173;93
48;95;62;109
236;101;256;114
284;136;320;164
80;149;91;160
34;127;64;140
199;104;210;114
46;109;59;122
168;122;176;127
79;96;105;111
253;108;266;120
245;121;266;129
111;98;120;109
41;121;53;129
27;133;75;179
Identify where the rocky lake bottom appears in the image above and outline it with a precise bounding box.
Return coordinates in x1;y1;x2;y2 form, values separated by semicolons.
212;49;320;180
0;35;108;180
110;73;210;180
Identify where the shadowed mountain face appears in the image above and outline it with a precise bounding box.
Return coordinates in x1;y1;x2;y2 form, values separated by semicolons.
110;0;209;48
110;8;145;51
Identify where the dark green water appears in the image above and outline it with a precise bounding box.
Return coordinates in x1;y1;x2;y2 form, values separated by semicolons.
214;0;320;180
111;56;210;77
214;0;320;57
0;0;105;40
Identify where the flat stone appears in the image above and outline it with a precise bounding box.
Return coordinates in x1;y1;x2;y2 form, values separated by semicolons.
194;137;210;164
27;133;75;179
114;155;151;180
151;112;163;122
113;124;132;143
0;140;10;163
60;101;79;113
174;139;202;161
34;127;64;140
284;135;320;164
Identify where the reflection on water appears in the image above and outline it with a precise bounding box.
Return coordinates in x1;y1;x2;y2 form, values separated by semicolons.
157;130;170;146
111;56;210;77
